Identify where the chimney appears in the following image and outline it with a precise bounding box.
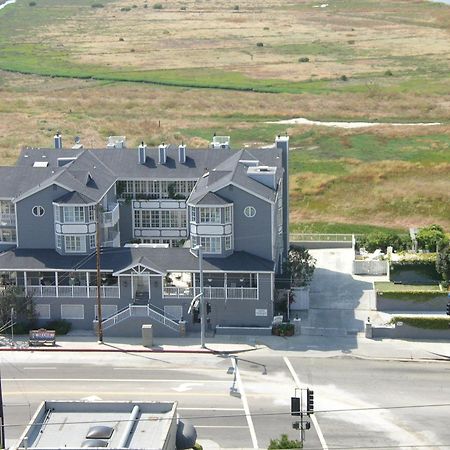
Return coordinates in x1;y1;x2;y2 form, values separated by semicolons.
138;141;147;165
158;143;167;164
275;134;289;268
54;132;62;149
178;143;186;164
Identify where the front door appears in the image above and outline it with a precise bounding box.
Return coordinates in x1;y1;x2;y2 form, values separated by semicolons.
134;275;150;302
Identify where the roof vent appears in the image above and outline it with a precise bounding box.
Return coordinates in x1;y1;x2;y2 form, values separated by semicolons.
107;136;126;149
138;142;147;165
81;440;108;448
86;425;114;440
247;165;277;189
159;143;167;165
178;144;186;164
211;135;230;150
72;136;83;150
33;161;49;168
54;132;62;150
239;160;259;167
57;157;77;167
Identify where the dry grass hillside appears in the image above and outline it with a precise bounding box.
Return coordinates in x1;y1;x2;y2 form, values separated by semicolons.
0;0;449;232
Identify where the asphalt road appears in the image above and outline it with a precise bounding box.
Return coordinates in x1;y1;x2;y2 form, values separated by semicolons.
1;351;449;450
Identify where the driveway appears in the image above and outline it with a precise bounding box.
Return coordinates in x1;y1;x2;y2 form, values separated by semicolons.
299;248;379;335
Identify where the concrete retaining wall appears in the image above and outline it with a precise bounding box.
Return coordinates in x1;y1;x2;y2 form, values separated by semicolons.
375;293;447;312
353;260;388;275
291;241;352;250
371;323;450;340
100;317;180;338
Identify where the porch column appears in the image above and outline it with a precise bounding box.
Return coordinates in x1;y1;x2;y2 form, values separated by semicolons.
55;272;59;297
224;273;228;300
86;272;90;297
24;272;27;295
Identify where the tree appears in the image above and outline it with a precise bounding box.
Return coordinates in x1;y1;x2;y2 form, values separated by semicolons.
358;232;410;253
416;224;448;252
268;434;302;449
436;244;450;286
0;286;35;330
284;247;316;287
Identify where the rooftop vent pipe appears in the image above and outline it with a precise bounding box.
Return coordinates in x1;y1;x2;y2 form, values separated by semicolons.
159;143;167;165
178;143;186;164
138;142;147;165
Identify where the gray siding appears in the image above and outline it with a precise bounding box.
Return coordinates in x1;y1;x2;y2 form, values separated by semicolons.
216;185;273;261
16;185;70;249
119;201;133;244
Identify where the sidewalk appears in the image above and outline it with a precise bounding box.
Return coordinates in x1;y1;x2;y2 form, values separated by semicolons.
1;332;449;362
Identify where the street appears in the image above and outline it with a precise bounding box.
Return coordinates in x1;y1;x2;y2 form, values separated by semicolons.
1;350;449;450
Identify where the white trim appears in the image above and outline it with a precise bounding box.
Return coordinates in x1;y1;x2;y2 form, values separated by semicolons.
223;182;275;204
13;181;72;204
113;262;164;276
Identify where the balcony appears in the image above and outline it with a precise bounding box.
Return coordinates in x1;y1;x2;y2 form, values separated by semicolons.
103;232;120;248
101;203;120;228
0;213;15;226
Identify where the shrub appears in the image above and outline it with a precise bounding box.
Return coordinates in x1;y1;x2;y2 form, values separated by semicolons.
132;4;138;7
391;316;450;330
347;39;355;44
91;3;104;7
298;57;309;63
263;26;269;30
44;320;72;335
118;37;124;41
358;232;411;253
416;224;448;251
180;6;186;10
233;5;239;10
121;6;131;11
144;3;148;7
29;1;36;5
153;2;163;8
385;69;393;76
340;74;348;81
268;434;302;449
436;244;450;285
256;42;264;47
284;246;316;287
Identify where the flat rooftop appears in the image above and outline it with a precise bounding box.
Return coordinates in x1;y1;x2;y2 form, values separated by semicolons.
13;401;178;450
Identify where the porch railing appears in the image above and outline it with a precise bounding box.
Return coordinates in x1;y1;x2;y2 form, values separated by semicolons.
101;304;180;332
163;286;258;300
0;213;15;226
26;285;119;298
101;203;120;228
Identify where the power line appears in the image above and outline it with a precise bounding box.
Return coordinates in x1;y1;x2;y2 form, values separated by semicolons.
1;402;450;429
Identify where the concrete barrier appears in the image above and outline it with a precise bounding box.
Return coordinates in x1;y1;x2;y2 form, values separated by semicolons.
353;260;388;275
371;323;450;340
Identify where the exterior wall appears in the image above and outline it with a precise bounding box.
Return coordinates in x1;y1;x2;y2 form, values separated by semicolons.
118;201;133;244
16;185;70;249
216;185;273;261
103;316;180;338
375;293;448;312
353;260;388;276
371;324;450;340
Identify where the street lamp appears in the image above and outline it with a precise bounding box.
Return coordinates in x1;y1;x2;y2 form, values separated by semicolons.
192;245;206;348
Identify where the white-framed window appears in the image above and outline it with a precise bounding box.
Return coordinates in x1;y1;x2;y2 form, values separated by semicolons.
199;207;221;224
190;208;196;222
65;235;86;253
88;205;96;222
89;234;96;249
54;205;61;222
0;200;14;215
224;206;232;223
32;205;45;217
35;304;51;319
56;234;62;249
95;304;118;319
244;206;256;218
63;206;85;223
225;235;233;250
0;228;16;242
192;236;221;253
61;304;84;319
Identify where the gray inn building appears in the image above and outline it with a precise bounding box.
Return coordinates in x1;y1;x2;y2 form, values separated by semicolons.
0;135;289;337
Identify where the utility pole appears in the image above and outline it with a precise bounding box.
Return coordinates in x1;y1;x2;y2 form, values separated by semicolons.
0;369;5;449
198;245;206;348
96;203;103;344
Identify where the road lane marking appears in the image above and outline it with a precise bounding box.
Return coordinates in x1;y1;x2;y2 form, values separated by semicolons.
284;356;329;450
232;357;258;449
195;425;248;429
179;407;244;411
2;378;229;383
22;367;56;370
172;383;204;392
4;391;232;397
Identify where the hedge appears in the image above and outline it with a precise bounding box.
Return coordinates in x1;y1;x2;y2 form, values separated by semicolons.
391;316;450;330
378;291;446;303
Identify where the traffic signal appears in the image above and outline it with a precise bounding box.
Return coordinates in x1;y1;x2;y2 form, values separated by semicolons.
206;302;212;315
291;397;301;416
446;302;450;316
306;389;314;415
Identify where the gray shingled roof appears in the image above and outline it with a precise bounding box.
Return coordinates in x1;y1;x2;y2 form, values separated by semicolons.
0;248;274;272
6;145;282;203
189;191;231;206
54;191;96;205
